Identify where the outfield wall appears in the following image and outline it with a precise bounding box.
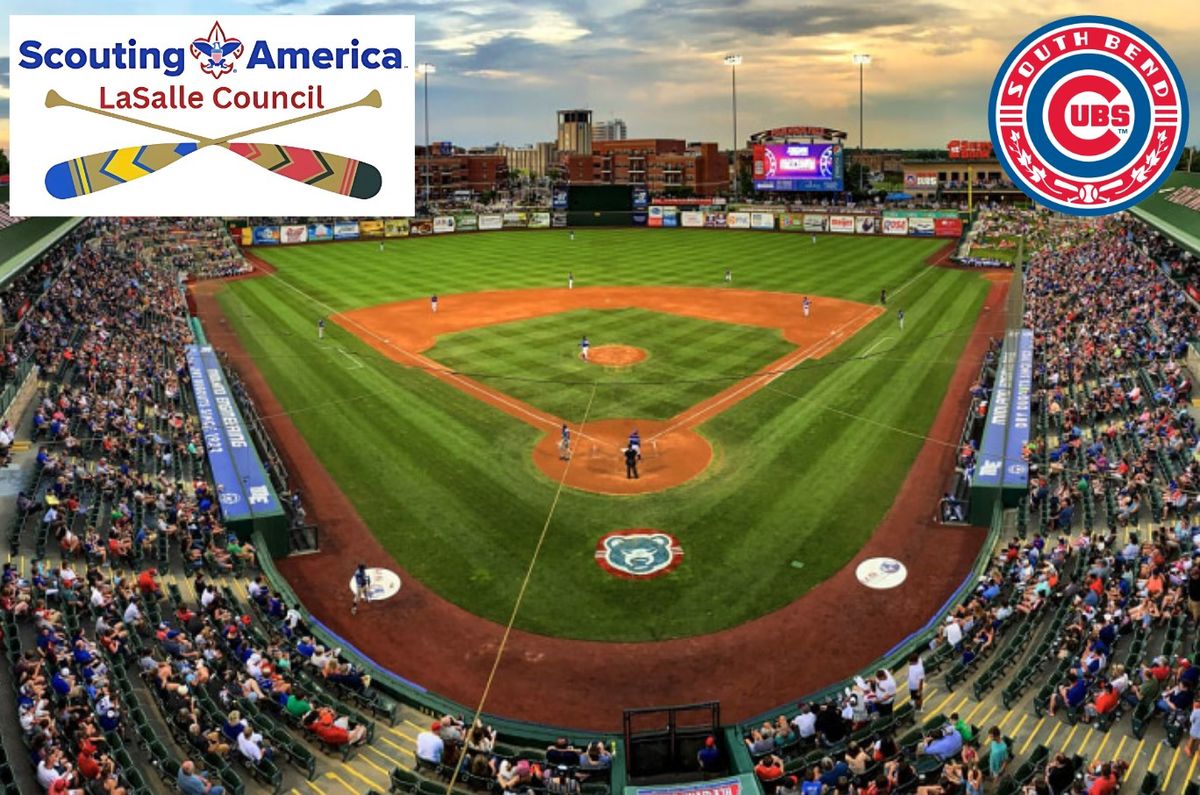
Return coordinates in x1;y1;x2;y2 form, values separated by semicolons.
236;208;967;246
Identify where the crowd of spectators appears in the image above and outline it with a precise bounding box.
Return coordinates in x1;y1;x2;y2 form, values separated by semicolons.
136;218;249;280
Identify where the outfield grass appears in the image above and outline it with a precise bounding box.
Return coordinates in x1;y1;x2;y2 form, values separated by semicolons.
427;308;796;420
220;230;989;641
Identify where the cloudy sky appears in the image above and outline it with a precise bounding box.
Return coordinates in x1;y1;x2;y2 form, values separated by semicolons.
1;0;1198;155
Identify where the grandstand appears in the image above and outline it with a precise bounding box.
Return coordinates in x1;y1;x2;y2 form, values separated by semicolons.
1;203;1200;795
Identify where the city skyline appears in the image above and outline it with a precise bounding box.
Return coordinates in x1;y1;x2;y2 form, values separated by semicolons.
1;1;1198;157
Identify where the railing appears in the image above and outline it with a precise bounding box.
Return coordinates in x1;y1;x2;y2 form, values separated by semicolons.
0;360;36;419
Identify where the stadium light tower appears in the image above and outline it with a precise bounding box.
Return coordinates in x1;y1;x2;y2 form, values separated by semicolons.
852;54;871;193
418;62;437;206
724;55;742;199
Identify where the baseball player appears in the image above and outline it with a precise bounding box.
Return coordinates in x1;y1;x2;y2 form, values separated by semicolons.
898;308;905;331
569;230;576;241
880;288;888;306
802;297;811;318
624;446;640;479
352;563;370;615
812;234;817;244
568;272;574;290
579;335;590;361
724;269;732;284
317;318;325;339
378;240;384;253
628;428;641;456
431;294;438;313
559;424;571;461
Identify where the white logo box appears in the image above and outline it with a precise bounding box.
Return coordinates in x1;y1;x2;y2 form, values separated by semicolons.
10;15;414;216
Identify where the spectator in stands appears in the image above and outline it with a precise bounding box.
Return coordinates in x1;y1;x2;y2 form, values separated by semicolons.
301;706;368;746
178;759;225;795
918;723;964;762
578;741;611;776
754;753;785;788
416;721;445;766
547;737;580;765
985;727;1009;778
1048;671;1087;716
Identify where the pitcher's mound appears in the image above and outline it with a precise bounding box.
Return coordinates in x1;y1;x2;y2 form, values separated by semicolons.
588;345;647;367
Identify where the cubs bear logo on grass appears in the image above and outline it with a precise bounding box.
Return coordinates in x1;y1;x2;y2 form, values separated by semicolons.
595;529;684;579
988;16;1188;216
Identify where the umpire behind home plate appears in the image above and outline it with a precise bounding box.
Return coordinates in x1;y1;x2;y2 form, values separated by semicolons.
624;446;640;479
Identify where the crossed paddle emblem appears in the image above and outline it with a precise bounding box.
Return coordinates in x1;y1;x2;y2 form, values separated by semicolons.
43;88;383;200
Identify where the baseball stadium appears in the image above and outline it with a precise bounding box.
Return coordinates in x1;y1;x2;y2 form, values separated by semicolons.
3;13;1200;795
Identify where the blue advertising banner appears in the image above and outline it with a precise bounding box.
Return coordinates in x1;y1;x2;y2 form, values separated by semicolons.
197;346;282;518
308;223;333;242
632;187;649;208
974;333;1017;490
662;208;678;227
333;221;360;240
185;346;252;521
552;188;568;210
1003;330;1033;489
252;225;280;245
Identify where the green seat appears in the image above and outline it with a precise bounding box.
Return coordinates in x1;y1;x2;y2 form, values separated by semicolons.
391;767;419;794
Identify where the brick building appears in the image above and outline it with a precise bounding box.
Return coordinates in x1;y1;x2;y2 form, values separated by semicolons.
415;145;509;199
555;138;728;196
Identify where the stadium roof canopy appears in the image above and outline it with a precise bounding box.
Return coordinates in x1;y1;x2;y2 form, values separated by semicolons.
1129;171;1200;258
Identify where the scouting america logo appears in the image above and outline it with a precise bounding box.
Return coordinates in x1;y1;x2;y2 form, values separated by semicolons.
989;16;1188;215
595;530;684;579
191;21;243;79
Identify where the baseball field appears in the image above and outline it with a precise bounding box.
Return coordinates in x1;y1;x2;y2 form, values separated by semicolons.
206;229;991;643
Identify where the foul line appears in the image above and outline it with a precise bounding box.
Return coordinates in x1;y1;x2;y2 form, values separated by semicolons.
443;386;598;795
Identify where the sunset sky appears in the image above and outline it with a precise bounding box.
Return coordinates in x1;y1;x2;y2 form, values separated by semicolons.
1;1;1197;156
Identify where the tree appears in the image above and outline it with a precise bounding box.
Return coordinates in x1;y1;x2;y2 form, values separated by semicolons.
844;163;871;197
0;149;8;176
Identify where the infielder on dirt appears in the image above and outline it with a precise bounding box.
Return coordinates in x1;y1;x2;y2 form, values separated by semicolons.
559;424;571;460
803;297;811;318
579;335;590;361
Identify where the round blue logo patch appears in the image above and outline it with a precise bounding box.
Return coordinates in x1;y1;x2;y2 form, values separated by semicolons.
988;16;1188;215
595;529;684;579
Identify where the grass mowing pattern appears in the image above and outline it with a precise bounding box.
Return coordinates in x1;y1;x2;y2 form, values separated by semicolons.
427;308;796;420
220;230;989;640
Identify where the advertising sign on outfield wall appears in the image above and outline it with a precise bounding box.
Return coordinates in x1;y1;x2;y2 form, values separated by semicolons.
750;212;775;230
308;222;333;242
661;207;678;227
528;213;551;229
502;212;527;228
829;215;854;233
478;214;503;231
855;216;877;235
384;219;409;237
882;217;909;236
552;212;568;228
934;217;964;237
280;224;307;244
703;213;727;228
681;211;705;228
455;214;479;231
333;221;359;240
726;212;751;229
778;213;805;231
909;217;935;237
358;219;384;238
803;214;828;232
410;219;433;236
647;206;664;228
433;216;455;234
252;225;279;245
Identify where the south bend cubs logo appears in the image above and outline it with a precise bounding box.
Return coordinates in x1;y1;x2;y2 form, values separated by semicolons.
190;21;244;79
989;16;1188;215
595;529;684;579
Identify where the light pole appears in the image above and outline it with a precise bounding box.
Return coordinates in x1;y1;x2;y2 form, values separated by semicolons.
417;62;436;206
852;54;871;193
724;55;742;199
